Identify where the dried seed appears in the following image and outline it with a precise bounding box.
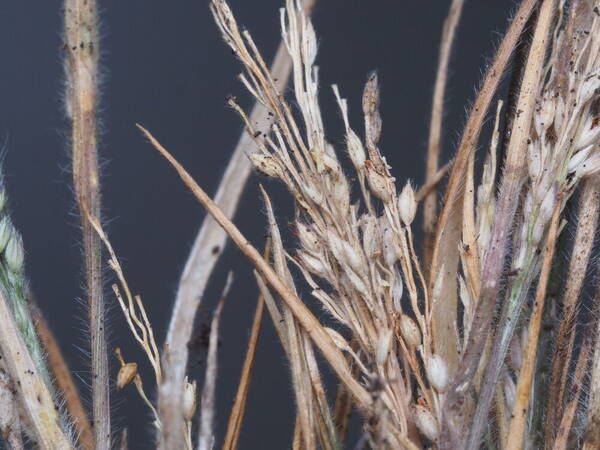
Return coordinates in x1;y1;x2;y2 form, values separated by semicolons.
399;314;421;349
249;153;282;178
347;129;366;170
415;405;439;441
183;378;197;421
376;329;393;364
426;354;448;392
366;165;393;203
116;363;138;389
398;182;416;225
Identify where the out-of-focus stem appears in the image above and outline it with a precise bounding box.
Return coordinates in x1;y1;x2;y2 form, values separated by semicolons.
197;292;227;450
545;175;600;442
584;225;600;449
0;289;73;449
32;303;94;449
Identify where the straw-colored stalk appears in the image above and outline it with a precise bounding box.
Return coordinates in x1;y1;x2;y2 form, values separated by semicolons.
222;244;270;450
423;0;464;267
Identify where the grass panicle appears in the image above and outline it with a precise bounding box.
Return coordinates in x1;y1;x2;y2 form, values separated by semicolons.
7;0;600;449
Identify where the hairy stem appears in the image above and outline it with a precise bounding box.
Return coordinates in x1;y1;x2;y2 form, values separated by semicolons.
423;0;464;267
32;303;94;449
64;1;110;447
462;2;556;447
584;219;600;449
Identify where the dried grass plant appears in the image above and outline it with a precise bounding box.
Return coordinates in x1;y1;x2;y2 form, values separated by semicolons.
6;0;600;449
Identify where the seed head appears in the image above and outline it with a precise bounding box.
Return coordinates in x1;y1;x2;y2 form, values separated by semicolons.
303;183;324;206
504;374;516;409
296;222;320;254
332;176;350;215
382;226;397;267
298;251;328;277
579;72;600;104
534;95;555;135
0;218;11;254
361;215;379;259
568;144;595;173
362;71;382;151
0;191;6;212
575;114;600;149
325;327;351;353
5;231;24;273
527;139;542;182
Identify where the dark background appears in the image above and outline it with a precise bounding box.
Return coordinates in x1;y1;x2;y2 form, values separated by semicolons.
0;1;512;448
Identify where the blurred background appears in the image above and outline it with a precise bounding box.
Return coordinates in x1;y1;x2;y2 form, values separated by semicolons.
0;1;512;448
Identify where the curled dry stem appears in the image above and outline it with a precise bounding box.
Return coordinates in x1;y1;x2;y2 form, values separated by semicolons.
85;210;162;432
